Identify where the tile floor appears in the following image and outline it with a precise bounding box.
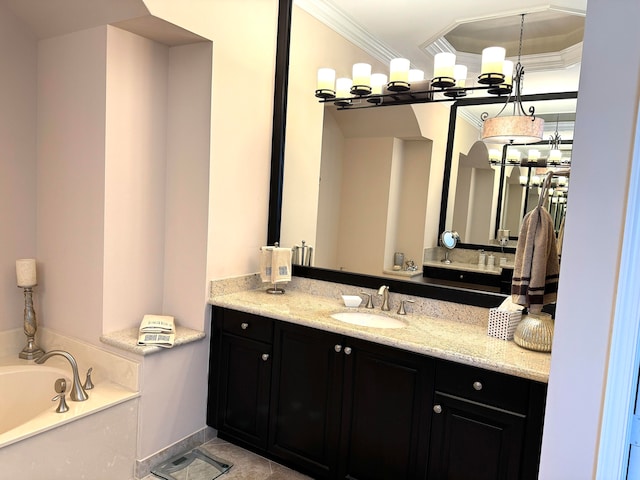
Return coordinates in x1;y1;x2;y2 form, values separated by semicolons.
141;437;312;480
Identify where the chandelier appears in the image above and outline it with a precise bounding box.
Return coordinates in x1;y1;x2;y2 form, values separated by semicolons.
480;14;544;144
314;16;535;109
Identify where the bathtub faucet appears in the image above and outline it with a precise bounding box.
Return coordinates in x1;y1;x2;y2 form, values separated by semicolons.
35;350;89;401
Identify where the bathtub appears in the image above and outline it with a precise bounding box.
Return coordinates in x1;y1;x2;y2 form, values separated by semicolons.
0;364;71;436
0;362;138;449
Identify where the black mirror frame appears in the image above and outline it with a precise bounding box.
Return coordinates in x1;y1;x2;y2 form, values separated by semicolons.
438;90;578;253
266;0;574;308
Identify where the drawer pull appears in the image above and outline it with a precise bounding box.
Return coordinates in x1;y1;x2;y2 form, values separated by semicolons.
241;322;249;330
459;274;464;280
433;404;442;414
335;344;342;353
344;347;352;355
261;353;269;361
473;381;483;391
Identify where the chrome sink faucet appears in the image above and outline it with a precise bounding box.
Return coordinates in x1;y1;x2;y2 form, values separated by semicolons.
378;285;390;311
36;350;89;402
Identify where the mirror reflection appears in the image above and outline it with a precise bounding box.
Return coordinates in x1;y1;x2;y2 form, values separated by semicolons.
278;2;581;299
444;97;576;249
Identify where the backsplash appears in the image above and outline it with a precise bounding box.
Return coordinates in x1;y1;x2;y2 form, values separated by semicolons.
424;246;516;265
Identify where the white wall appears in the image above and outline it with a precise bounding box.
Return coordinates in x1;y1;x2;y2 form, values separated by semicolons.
540;0;640;477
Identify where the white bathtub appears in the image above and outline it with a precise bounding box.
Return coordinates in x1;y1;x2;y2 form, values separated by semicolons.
0;362;139;449
0;364;71;436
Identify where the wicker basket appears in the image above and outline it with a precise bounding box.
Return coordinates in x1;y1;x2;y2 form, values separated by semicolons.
488;308;522;341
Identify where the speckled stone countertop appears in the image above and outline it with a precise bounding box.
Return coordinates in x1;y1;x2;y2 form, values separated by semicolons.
100;326;206;356
209;286;550;383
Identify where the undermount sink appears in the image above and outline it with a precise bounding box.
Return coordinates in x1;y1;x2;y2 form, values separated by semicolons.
330;312;407;329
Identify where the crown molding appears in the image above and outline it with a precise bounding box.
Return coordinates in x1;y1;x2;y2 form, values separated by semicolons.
294;0;401;65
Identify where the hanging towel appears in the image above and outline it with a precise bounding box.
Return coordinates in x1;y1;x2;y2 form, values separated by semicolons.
511;206;560;313
270;247;292;283
259;246;292;284
259;247;273;283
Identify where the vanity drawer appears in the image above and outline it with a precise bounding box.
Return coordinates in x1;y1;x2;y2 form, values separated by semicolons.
221;309;274;343
435;359;531;414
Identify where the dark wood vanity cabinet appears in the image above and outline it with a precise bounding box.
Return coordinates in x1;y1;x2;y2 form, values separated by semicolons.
269;321;434;480
428;360;547;480
207;307;274;450
207;306;546;480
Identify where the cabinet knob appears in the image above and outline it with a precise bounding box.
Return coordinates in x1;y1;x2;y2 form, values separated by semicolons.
334;344;342;353
473;381;483;391
241;322;249;330
433;404;442;414
459;274;464;280
344;347;352;355
261;353;269;361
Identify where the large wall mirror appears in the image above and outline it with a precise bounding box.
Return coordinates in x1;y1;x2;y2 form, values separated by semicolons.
268;0;581;307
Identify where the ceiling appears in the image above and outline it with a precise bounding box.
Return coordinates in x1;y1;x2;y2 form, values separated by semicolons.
295;0;587;94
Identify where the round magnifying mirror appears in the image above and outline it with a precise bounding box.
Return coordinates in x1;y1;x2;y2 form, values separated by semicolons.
440;231;460;264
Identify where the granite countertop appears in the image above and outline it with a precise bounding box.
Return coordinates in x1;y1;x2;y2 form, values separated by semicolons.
100;326;206;356
209;288;550;383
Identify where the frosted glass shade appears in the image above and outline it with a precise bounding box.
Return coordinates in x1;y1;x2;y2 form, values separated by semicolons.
317;68;335;90
370;73;388;95
335;77;353;99
549;148;562;164
488;149;501;162
433;52;456;79
351;63;371;94
502;60;514;86
482;115;545;144
389;58;410;83
481;47;506;75
453;64;467;87
408;69;425;82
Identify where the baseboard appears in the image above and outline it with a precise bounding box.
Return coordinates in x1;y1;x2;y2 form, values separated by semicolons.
135;427;217;479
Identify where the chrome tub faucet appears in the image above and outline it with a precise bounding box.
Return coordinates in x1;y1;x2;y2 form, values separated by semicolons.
36;350;89;401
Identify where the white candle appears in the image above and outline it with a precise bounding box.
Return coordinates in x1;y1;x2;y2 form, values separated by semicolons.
16;258;37;287
481;47;506;75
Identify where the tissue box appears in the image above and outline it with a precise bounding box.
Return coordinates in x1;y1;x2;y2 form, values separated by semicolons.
487;308;522;340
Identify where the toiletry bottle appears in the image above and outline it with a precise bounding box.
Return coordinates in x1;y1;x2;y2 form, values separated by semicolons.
478;250;486;266
487;253;495;267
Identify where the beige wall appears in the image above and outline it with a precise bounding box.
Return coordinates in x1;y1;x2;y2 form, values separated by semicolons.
0;2;37;331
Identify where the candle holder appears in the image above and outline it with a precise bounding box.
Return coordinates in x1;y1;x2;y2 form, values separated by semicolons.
18;286;44;360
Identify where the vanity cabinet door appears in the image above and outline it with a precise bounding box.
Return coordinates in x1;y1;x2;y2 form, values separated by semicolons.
428;391;526;480
269;322;345;479
208;307;274;451
337;338;434;480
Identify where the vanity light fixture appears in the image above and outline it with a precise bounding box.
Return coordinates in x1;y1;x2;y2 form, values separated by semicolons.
314;16;527;109
480;14;544;144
